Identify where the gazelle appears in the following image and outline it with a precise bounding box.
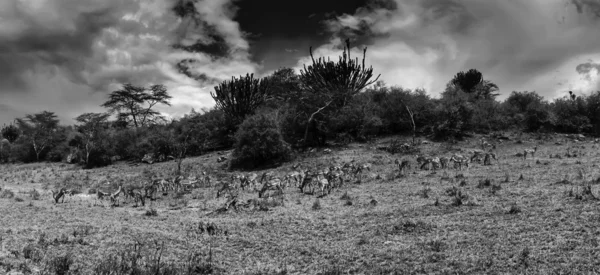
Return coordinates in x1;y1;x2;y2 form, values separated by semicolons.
523;145;538;160
326;166;344;188
483;152;499;165
315;171;332;196
299;170;316;194
418;156;439;171
470;149;486;163
450;154;469;170
109;184;123;206
395;159;411;176
51;188;67;204
258;172;283;198
353;163;371;181
439;157;450;169
132;189;145;207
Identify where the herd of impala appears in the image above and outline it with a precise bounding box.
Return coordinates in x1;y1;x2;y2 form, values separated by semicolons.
49;139;542;209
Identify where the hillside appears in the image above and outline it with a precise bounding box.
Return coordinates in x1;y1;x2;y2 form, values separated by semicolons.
1;134;600;274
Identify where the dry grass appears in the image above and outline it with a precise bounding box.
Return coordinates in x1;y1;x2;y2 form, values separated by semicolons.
1;134;600;274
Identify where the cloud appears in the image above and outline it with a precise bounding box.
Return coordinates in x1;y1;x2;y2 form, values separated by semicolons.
298;0;600;99
0;0;259;125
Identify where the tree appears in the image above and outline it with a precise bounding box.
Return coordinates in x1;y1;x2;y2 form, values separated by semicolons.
230;112;292;169
16;111;60;161
210;73;271;125
299;38;380;145
171;115;209;175
451;69;483;94
101;84;172;128
1;124;19;143
74;113;110;165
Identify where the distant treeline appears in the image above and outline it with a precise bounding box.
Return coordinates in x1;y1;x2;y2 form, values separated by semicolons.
1;40;599;169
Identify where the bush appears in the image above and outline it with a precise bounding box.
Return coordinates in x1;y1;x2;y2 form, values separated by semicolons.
230;112;292;169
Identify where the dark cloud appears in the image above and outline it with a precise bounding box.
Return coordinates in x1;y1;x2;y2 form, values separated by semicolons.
571;0;600;18
0;0;137;90
576;62;600;74
303;0;600;98
0;0;263;125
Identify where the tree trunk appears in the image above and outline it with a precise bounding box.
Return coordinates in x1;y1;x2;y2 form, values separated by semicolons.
402;103;416;145
303;100;333;146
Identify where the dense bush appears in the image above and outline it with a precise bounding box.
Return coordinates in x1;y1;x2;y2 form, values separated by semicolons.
229;112;292;169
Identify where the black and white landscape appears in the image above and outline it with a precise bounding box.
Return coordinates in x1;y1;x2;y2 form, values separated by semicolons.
1;0;600;274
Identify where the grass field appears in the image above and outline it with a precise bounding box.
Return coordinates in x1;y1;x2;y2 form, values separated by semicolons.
1;134;600;274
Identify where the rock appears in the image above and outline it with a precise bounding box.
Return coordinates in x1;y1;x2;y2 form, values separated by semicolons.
323;148;332;154
217;156;228;163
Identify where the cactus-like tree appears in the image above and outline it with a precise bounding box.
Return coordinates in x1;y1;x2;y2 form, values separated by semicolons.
299;39;380;145
210;73;271;125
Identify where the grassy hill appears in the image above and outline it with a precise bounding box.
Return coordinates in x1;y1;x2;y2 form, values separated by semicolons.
1;134;599;274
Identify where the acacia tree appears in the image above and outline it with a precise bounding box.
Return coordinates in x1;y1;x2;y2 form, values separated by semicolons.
451;69;499;100
74;113;110;165
1;124;20;143
102;84;172;128
299;38;380;145
16;111;60;161
210;73;271;125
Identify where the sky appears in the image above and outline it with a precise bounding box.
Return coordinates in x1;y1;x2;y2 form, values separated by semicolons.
1;0;600;125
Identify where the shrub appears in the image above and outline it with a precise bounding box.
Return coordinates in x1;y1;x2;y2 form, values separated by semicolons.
230;112;292;169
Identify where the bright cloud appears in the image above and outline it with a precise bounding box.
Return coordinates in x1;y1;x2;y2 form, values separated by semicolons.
299;0;600;99
0;0;259;125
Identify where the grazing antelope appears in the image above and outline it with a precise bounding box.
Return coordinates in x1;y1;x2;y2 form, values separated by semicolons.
523;146;538;160
418;156;440;171
439;157;450;169
258;172;283;198
109;184;123;206
325;166;344;188
132;189;145;207
450;154;469;170
230;174;245;189
353;163;371;181
395;159;411;176
483;152;498;165
244;173;259;190
470;149;485;163
299;170;316;194
96;190;110;201
285;171;304;188
216;181;236;198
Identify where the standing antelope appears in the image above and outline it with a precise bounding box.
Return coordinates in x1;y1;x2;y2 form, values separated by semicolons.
523;146;538;160
299;170;316;194
51;188;67;204
315;171;332;196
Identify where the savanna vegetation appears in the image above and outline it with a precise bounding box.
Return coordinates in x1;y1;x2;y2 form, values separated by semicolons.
2;2;600;274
